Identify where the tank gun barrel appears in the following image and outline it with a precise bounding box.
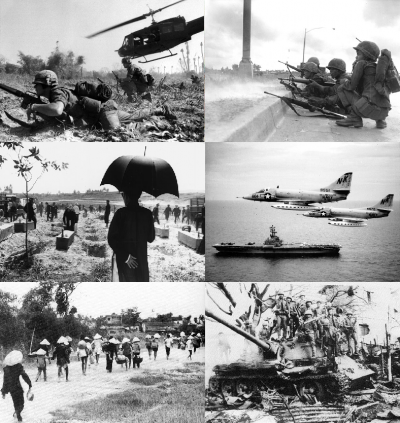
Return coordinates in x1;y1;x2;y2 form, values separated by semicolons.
205;309;272;352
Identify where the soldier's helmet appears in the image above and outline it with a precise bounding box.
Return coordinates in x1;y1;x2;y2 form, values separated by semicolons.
307;57;320;66
121;57;131;65
277;291;284;296
327;58;346;73
346;311;353;315
301;62;319;74
304;310;313;316
32;70;58;87
353;41;380;61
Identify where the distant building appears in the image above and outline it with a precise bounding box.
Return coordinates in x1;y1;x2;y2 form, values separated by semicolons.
102;313;139;338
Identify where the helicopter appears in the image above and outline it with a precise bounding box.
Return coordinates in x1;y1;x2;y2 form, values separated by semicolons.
86;0;204;63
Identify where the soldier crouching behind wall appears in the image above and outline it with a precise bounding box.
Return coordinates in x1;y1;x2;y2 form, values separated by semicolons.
336;41;391;129
26;70;175;132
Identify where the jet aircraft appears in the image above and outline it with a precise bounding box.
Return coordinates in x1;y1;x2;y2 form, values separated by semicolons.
241;172;352;211
303;194;394;227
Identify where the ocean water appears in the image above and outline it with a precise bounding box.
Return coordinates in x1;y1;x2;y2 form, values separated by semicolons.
206;200;400;282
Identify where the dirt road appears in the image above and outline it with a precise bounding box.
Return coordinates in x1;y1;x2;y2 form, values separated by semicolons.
0;347;204;423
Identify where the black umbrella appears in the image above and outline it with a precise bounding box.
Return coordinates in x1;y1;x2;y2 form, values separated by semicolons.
100;155;179;198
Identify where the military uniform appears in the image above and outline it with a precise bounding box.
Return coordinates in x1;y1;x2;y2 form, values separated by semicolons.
274;296;288;339
337;41;391;128
300;317;317;357
321;313;340;357
343;314;358;354
287;301;300;338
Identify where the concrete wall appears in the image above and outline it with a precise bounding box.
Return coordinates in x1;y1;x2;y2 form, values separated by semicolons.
0;223;14;242
178;231;203;250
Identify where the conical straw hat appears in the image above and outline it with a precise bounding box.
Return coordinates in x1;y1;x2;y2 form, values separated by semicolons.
3;350;23;367
39;339;50;345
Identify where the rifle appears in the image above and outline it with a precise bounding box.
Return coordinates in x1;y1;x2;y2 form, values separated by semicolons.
0;82;70;129
278;78;302;96
264;91;346;119
278;60;302;73
279;77;335;87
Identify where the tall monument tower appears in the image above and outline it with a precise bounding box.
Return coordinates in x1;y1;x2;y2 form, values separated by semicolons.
239;0;253;78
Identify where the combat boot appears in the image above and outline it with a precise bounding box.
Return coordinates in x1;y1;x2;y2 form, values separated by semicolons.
376;119;387;129
336;113;363;128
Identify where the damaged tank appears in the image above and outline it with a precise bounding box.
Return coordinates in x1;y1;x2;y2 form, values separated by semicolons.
207;310;375;402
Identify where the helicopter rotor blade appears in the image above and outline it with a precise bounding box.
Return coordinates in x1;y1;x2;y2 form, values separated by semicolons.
86;0;187;39
86;15;147;39
151;0;187;15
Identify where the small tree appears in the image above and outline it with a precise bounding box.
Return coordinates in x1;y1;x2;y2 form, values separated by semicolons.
0;142;68;261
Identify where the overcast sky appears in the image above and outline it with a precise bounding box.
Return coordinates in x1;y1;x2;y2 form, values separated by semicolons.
0;282;204;319
0;143;205;194
0;0;204;73
205;0;400;72
206;142;400;201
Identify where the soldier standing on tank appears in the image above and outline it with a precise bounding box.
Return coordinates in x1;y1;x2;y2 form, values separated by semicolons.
308;58;351;114
321;307;340;357
287;297;300;339
314;301;325;340
336;41;391;129
299;310;317;357
343;311;359;355
274;292;288;340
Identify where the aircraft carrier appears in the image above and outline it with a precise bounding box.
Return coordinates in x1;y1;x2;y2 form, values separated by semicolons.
212;225;341;256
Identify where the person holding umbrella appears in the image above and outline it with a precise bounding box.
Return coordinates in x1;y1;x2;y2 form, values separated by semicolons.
1;351;33;422
102;155;179;282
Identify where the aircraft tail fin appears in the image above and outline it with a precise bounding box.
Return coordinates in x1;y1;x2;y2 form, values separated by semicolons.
325;172;352;193
373;194;394;211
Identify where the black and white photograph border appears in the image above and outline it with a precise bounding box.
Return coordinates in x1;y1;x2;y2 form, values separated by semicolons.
0;0;204;142
0;142;205;282
206;282;400;423
205;0;400;142
0;281;205;423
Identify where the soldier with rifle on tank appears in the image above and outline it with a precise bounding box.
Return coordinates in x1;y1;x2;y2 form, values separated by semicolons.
342;310;359;355
274;292;289;341
321;307;340;358
299;309;317;357
287;296;300;339
308;58;351;114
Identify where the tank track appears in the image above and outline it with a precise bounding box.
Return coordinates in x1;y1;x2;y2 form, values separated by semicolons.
209;371;351;401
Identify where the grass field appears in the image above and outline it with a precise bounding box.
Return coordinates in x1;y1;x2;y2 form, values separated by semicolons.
0;72;204;142
49;363;205;423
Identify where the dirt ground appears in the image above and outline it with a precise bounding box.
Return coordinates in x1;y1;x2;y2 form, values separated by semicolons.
0;200;205;282
0;74;204;142
0;347;205;423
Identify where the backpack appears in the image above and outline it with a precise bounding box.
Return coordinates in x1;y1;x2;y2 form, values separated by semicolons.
375;49;400;95
74;81;113;102
146;74;155;86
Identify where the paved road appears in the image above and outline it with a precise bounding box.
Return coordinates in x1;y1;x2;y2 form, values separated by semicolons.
0;347;204;423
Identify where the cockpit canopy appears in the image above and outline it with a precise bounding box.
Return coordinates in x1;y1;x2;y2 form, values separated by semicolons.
256;188;271;194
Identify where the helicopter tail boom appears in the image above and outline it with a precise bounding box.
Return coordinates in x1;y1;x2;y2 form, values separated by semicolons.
187;17;204;37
